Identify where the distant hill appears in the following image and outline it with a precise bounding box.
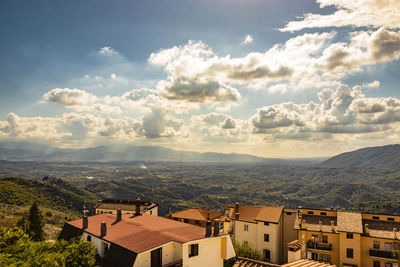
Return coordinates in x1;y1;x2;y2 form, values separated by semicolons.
320;144;400;169
0;141;322;165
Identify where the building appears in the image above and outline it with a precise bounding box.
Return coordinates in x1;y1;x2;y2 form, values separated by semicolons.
233;257;335;267
95;198;158;216
167;208;222;228
59;209;235;267
223;203;297;265
295;207;400;267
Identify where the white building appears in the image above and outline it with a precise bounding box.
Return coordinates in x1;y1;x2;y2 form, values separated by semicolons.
59;210;235;267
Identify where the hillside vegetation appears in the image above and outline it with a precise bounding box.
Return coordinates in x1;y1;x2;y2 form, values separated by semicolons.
320;144;400;169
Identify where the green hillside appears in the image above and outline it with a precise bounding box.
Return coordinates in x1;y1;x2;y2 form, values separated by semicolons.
320;144;400;169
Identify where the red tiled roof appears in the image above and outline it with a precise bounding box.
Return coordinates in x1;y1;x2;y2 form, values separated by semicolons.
67;213;224;253
170;208;221;221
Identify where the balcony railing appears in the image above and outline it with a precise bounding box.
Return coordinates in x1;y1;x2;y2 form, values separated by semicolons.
369;249;399;260
307;240;332;251
163;259;183;267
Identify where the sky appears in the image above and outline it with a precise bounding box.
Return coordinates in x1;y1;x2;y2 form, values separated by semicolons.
0;0;400;158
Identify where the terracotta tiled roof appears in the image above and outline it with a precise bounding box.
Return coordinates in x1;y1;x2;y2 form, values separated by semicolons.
337;211;363;233
288;240;302;251
363;219;400;239
233;257;280;267
226;205;283;223
282;259;336;266
67;213;225;253
170;208;221;221
94;198;158;212
294;215;338;233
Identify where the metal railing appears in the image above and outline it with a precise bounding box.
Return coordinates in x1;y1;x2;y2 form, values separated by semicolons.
307;240;332;251
369;249;399;260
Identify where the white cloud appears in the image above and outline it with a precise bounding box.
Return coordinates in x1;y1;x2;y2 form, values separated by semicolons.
242;34;254;45
363;80;380;88
99;46;116;55
281;0;400;32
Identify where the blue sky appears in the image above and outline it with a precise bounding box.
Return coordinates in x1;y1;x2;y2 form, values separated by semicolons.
0;0;399;158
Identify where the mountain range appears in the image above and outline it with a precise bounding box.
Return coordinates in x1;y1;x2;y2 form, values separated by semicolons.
0;141;322;165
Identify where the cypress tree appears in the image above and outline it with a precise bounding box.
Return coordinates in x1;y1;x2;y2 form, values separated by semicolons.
28;202;45;241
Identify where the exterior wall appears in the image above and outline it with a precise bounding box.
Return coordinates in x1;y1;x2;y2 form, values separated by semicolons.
95;205;158;216
283;211;298;263
339;232;361;267
81;232;110;258
133;242;182;267
234;220;282;264
298;229;340;266
362;213;400;222
299;208;337;217
288;249;301;263
361;236;399;267
182;236;235;267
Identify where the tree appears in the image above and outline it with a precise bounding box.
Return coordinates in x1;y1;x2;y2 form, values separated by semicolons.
28;202;45;241
224;241;263;267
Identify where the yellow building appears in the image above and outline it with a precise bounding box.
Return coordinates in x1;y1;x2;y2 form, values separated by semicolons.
295;208;400;267
223;204;297;265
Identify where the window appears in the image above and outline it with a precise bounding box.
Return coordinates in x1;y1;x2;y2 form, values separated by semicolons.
394;242;399;250
374;241;380;249
263;249;271;262
174;218;178;221
286;212;292;215
322;236;328;243
373;261;381;267
385;263;392;267
244;224;249;231
308;211;314;215
264;234;269;242
189;244;199;257
184;219;189;223
346;233;353;239
320;254;330;263
311;252;318;261
87;235;91;242
373;216;380;220
320;212;327;216
346;248;353;258
388;217;395;221
264;222;269;226
194;220;200;225
150;210;152;215
243;241;248;245
385;242;392;251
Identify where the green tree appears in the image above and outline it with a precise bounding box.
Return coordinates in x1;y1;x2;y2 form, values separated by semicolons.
224;241;263;267
28;202;45;241
0;227;96;267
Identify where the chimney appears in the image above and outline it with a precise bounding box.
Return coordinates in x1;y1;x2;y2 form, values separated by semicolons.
365;224;369;235
100;221;107;237
205;219;212;237
82;216;88;229
394;228;397;239
319;221;322;231
301;220;307;229
135;198;141;216
213;219;220;236
235;203;239;220
116;209;122;222
331;221;335;231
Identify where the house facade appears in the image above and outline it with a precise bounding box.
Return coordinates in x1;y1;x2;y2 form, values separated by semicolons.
59;210;235;267
223;204;297;265
95;198;158;216
167;208;222;228
296;207;400;267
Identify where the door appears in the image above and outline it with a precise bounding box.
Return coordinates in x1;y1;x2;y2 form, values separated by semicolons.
151;247;162;267
385;242;393;251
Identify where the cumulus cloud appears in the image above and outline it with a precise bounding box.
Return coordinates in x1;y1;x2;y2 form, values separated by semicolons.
281;0;400;32
242;34;254;45
251;84;400;140
157;76;240;103
43;88;97;106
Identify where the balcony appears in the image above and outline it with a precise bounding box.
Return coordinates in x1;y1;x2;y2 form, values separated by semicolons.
307;240;332;251
369;249;399;260
163;259;183;267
